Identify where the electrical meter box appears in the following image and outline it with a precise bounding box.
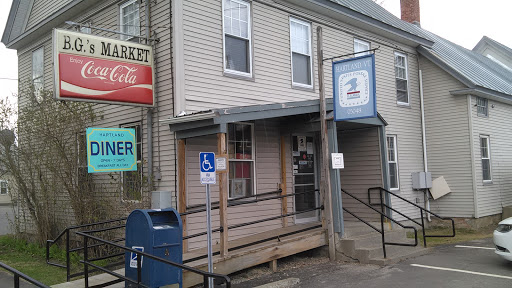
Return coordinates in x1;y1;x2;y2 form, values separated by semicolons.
411;172;432;189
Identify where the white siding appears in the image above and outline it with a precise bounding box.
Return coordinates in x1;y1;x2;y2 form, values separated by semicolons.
471;96;512;217
420;56;474;218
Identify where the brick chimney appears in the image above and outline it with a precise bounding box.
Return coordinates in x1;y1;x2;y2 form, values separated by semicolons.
400;0;420;25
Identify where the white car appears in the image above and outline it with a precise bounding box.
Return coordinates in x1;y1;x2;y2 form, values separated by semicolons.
493;217;512;261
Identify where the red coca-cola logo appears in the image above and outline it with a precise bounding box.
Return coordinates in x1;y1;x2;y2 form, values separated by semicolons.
58;53;153;106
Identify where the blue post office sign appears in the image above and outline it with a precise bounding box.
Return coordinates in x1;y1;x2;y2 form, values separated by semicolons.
333;54;376;121
86;127;137;173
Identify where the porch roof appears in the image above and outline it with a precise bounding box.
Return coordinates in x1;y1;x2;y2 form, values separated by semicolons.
161;99;387;139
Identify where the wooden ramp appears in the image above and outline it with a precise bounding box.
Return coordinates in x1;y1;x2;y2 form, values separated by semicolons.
183;222;325;287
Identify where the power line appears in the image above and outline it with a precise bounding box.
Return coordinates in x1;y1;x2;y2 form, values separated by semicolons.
0;78;18;81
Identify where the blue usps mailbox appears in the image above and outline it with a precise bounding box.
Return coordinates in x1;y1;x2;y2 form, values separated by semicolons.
125;208;183;288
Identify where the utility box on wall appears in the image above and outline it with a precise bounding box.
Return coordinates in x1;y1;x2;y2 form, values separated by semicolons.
412;172;432;189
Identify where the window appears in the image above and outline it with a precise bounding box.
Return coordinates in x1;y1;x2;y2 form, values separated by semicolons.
121;123;142;200
394;52;409;105
480;135;492;182
477;97;488;117
228;123;255;198
290;18;312;87
354;38;370;57
120;0;140;41
223;0;252;75
387;135;399;190
32;47;44;101
0;181;7;195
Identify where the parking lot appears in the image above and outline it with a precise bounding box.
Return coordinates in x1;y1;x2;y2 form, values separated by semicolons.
232;238;512;288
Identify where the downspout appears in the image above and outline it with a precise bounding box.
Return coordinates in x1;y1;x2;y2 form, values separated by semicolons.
418;69;431;221
467;95;479;218
145;0;153;190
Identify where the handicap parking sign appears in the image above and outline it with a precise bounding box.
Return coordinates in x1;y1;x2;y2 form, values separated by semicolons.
200;152;216;184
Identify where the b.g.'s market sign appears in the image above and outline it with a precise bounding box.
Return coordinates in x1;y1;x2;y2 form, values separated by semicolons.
53;29;154;107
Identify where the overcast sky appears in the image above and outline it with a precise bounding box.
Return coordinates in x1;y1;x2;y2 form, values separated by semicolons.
0;0;510;100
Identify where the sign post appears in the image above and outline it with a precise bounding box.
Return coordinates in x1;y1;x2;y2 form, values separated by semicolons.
199;152;216;288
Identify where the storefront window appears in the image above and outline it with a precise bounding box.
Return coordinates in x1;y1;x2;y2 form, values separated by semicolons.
228;123;254;198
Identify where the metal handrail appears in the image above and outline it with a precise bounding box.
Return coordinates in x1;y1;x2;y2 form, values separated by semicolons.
368;187;456;247
46;217;127;281
76;231;231;288
186;189;282;210
182;189;317;216
0;261;50;288
340;188;418;258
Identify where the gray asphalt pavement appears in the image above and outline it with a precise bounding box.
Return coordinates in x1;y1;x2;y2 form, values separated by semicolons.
0;204;14;235
232;237;512;288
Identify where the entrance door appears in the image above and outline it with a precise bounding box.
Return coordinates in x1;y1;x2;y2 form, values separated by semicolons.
292;135;319;223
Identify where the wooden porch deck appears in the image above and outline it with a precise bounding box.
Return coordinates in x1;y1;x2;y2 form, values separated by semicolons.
183;222;325;287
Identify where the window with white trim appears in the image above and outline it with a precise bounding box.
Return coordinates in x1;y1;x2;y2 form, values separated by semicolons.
476;97;488;117
32;47;44;101
121;123;142;200
354;38;370;57
0;180;7;195
223;0;252;75
290;18;312;87
228;123;255;198
120;0;140;41
394;52;409;104
387;135;399;190
480;135;492;182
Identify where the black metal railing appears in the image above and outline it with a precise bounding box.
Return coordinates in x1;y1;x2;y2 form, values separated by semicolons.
0;261;50;288
46;217;127;281
368;187;455;247
340;188;418;258
75;231;231;288
182;189;323;263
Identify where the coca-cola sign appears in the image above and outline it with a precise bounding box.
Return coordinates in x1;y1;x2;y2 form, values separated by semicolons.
53;29;154;107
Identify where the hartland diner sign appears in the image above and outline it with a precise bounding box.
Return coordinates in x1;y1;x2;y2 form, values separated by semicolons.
53;29;154;107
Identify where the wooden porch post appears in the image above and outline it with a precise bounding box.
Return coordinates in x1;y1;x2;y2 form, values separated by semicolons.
217;133;229;257
280;136;288;227
177;139;188;252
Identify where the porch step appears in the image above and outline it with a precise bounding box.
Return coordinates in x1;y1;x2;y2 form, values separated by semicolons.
338;228;429;265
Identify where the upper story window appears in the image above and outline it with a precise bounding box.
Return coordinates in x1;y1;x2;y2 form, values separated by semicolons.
387;135;400;190
354;38;370;57
121;122;142;201
32;47;44;101
0;180;7;195
120;0;140;41
480;135;492;182
394;52;409;105
228;123;255;198
290;18;312;88
223;0;252;76
476;97;488;117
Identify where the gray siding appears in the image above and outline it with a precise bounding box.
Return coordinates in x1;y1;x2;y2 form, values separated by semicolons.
25;0;72;29
339;128;383;222
471;96;512;217
420;56;475;218
181;0;426;221
185;121;284;250
16;0;175;226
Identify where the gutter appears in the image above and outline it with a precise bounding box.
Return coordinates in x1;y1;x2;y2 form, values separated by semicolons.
450;87;512;105
466;95;479;218
418;69;431;221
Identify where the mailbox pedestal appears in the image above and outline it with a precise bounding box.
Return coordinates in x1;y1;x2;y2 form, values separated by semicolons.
125;208;183;288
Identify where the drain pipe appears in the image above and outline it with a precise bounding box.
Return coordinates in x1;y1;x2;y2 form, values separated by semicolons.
145;0;153;190
418;69;431;222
